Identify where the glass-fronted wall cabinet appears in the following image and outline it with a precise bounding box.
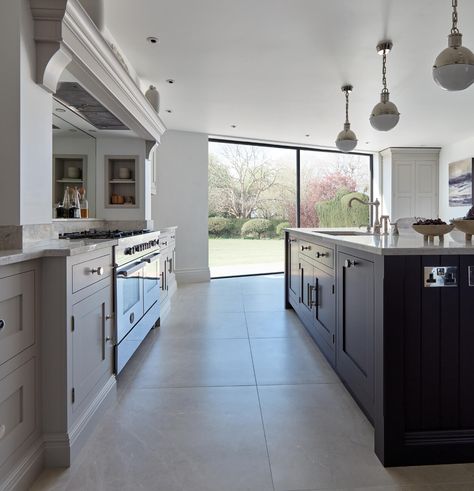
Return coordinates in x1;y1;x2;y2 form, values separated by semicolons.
105;155;138;208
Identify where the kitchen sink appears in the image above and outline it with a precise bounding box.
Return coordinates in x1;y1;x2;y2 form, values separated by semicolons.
313;230;373;236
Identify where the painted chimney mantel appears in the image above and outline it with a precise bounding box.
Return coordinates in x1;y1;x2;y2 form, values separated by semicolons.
29;0;166;156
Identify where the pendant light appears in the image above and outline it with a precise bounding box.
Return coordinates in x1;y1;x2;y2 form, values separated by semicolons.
433;0;474;91
335;85;357;153
370;41;400;132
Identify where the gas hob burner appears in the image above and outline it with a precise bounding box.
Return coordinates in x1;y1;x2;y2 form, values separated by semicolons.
59;229;151;240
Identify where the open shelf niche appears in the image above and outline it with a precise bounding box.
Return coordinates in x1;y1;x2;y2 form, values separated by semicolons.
53;154;87;210
105;155;139;208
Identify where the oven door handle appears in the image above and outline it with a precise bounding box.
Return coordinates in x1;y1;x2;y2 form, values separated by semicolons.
141;252;160;264
116;261;144;277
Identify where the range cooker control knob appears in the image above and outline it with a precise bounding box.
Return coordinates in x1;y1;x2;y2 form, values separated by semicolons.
125;247;133;255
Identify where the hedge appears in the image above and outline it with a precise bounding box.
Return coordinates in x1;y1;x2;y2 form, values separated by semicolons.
316;190;369;228
241;218;273;239
208;217;234;237
276;221;290;237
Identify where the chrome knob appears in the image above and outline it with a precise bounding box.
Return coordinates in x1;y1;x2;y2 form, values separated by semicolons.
105;314;113;320
90;266;104;275
344;259;357;268
0;319;4;329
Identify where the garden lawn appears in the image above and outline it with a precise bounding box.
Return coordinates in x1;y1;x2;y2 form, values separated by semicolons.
209;238;284;277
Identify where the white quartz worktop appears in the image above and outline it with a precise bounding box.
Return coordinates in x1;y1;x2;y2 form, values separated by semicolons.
0;238;117;266
287;228;474;256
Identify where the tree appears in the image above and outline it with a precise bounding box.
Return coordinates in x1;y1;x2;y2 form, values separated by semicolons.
208;145;280;218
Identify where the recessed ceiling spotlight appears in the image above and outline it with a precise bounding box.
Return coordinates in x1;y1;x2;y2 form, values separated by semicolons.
55;108;66;113
147;36;159;45
165;109;173;113
231;124;237;128
305;134;310;137
166;79;175;84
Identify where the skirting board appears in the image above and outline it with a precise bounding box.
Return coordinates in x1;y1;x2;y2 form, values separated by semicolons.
44;376;117;467
0;438;44;491
175;267;210;284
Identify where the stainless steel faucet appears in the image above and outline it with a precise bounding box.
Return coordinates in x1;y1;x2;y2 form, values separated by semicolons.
348;197;381;234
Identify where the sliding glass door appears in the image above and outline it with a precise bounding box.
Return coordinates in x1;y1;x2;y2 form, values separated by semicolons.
208;141;296;278
208;139;373;278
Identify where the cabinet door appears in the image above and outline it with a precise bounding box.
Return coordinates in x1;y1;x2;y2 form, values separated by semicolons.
314;265;335;349
0;271;35;366
288;236;300;302
159;253;169;304
337;252;375;419
300;257;315;315
393;161;416;219
71;286;113;412
415;160;438;218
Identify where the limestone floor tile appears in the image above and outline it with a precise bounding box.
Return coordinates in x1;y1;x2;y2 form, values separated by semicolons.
239;274;285;295
191;294;245;313
158;311;248;339
32;387;274;491
258;383;395;491
243;293;286;312
129;337;256;388
250;337;339;385
246;310;309;339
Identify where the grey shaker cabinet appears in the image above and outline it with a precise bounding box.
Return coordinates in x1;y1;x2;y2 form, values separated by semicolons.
71;285;113;413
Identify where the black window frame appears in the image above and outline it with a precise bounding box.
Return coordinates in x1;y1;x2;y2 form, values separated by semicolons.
208;137;374;227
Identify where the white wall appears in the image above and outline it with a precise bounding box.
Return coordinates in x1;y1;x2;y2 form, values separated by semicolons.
439;135;474;220
151;130;210;283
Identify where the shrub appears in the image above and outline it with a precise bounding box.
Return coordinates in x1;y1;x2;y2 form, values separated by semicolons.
241;218;273;239
276;221;290;238
208;217;234;237
316;190;369;228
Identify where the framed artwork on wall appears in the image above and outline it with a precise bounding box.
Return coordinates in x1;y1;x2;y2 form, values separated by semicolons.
449;158;473;207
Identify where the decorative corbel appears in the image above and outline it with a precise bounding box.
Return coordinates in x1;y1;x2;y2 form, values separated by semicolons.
145;140;159;160
30;0;72;93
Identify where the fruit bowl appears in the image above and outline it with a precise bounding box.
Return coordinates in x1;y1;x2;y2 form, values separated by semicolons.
452;219;474;240
412;223;454;240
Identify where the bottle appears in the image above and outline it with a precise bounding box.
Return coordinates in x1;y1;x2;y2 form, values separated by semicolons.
79;187;89;219
69;187;80;219
55;201;65;219
62;186;71;218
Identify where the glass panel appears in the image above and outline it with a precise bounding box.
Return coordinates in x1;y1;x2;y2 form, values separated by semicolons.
144;263;159;293
209;142;297;278
300;151;371;228
122;277;140;314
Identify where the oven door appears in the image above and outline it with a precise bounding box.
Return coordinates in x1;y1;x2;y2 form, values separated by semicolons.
115;260;145;343
143;252;160;313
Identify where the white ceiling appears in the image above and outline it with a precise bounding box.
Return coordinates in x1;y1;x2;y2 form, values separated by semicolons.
103;0;474;152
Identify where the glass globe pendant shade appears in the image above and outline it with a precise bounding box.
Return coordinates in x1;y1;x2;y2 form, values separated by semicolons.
335;123;357;153
433;34;474;90
370;92;400;131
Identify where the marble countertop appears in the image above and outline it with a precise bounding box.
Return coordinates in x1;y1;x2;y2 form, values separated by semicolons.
0;238;117;266
287;228;474;256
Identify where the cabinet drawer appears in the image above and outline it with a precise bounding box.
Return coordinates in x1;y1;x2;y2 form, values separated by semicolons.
0;358;36;467
299;240;334;269
72;252;112;293
0;271;35;366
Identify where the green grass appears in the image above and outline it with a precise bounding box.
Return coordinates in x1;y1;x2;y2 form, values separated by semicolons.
208;238;284;268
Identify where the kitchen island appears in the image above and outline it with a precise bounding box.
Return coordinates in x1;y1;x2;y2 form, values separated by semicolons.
285;228;474;467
